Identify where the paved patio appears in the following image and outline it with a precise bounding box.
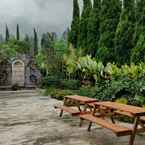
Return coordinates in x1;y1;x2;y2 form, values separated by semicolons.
0;91;145;145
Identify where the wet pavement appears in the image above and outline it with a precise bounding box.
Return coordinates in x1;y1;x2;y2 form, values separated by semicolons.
0;91;145;145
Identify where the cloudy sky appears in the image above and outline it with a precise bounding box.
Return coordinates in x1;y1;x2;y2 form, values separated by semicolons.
0;0;83;37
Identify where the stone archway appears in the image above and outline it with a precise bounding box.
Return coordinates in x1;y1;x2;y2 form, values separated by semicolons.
12;60;25;87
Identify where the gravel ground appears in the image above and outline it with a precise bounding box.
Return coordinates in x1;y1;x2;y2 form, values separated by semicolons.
0;92;145;145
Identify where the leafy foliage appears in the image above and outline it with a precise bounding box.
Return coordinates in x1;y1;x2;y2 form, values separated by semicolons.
62;54;145;106
0;38;31;62
36;38;66;80
60;79;80;90
41;32;56;49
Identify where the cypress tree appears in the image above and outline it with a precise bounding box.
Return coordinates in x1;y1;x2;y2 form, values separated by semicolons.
114;0;135;64
5;25;10;42
68;0;80;48
131;0;145;63
97;0;121;63
33;28;38;55
87;0;101;57
79;0;92;49
16;24;20;40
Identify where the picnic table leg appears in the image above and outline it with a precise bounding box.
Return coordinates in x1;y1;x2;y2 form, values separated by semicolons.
129;116;139;145
59;98;67;117
59;110;63;117
110;109;116;124
86;105;97;131
79;118;84;127
79;104;88;127
88;122;93;132
111;116;115;124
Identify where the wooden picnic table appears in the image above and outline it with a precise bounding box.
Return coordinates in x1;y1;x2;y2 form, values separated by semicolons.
80;101;145;145
64;95;97;104
92;101;145;116
55;95;97;117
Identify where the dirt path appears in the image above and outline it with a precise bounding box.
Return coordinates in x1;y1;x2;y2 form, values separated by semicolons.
0;91;145;145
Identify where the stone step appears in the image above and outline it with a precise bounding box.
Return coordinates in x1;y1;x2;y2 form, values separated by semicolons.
0;90;41;98
0;90;38;94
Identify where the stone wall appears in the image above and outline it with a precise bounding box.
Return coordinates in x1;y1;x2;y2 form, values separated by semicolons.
0;56;42;88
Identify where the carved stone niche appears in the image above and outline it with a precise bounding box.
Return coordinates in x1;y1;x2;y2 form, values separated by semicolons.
12;60;25;87
25;60;42;87
0;60;12;86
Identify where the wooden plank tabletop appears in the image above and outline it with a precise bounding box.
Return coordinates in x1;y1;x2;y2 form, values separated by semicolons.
92;101;145;116
65;95;97;103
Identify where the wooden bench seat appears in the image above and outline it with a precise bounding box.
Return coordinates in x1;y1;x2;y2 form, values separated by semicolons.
80;114;132;137
55;105;81;116
114;110;134;118
115;110;145;123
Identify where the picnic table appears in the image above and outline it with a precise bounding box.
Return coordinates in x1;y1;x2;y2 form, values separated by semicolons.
80;101;145;145
55;95;97;117
55;96;145;145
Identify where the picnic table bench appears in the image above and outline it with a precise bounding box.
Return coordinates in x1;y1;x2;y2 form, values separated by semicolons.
80;101;145;145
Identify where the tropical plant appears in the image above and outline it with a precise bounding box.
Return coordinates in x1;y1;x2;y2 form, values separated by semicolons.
63;45;78;79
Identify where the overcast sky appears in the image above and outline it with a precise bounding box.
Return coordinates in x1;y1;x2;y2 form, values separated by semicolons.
0;0;83;37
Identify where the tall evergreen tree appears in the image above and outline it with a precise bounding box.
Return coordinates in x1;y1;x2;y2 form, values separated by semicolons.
33;28;38;56
97;0;121;63
68;0;80;48
16;24;20;40
115;0;135;64
131;0;145;63
79;0;92;49
5;25;10;42
87;0;101;57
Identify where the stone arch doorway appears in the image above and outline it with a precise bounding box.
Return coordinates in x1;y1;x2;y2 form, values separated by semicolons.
12;60;25;87
0;60;12;86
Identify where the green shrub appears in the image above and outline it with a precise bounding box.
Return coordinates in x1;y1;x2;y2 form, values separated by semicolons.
51;89;79;100
60;79;80;90
44;76;60;87
43;87;55;96
44;87;79;100
134;95;145;106
79;86;97;98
